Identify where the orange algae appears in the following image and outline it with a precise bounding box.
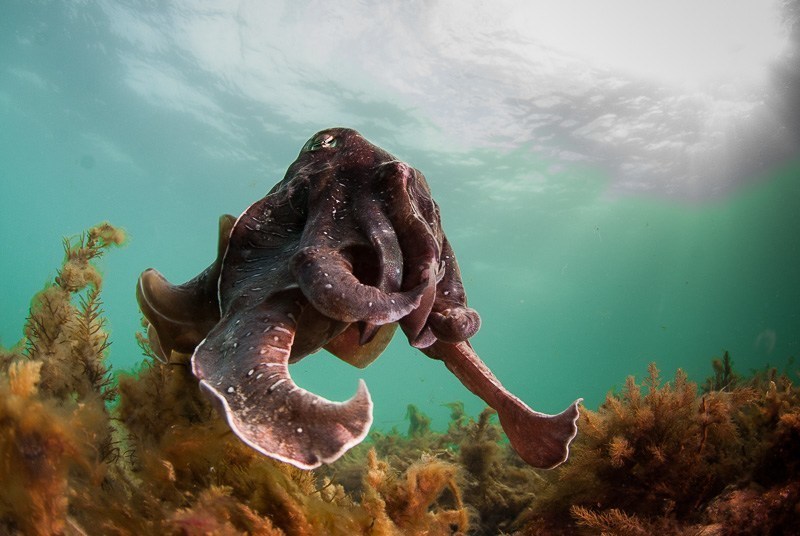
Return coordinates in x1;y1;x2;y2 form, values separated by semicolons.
1;223;798;535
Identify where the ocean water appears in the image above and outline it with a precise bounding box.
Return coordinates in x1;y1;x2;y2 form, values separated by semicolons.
1;1;798;433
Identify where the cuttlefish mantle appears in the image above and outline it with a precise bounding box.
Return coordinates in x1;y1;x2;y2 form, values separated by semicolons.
137;128;581;470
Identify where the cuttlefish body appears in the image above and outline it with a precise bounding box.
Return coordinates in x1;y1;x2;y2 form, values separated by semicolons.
137;128;581;470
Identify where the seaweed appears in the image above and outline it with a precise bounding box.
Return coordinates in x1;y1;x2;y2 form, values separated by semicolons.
1;223;123;535
703;350;739;392
324;405;546;535
521;362;800;535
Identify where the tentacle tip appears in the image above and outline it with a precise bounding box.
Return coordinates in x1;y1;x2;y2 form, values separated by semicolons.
197;376;374;471
428;307;481;343
410;327;437;349
499;397;584;470
540;398;583;469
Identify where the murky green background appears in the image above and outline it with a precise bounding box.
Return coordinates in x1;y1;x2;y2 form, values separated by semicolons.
2;1;798;430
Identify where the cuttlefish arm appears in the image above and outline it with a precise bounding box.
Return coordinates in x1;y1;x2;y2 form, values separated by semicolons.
421;340;581;469
191;291;373;470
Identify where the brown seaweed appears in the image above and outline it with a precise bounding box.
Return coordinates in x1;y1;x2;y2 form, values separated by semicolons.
521;361;800;535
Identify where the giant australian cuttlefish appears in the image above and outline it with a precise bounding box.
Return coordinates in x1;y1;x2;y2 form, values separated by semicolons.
137;128;581;470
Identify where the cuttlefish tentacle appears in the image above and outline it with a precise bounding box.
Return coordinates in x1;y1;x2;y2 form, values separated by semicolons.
380;162;441;346
426;236;481;344
421;340;581;469
290;246;424;324
191;290;373;470
354;196;404;344
136;214;236;360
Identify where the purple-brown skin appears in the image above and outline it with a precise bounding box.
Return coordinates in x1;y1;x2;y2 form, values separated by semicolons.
136;128;581;470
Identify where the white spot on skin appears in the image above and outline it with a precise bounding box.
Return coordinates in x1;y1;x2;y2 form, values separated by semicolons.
227;386;235;394
247;369;254;376
324;283;332;289
296;427;303;434
256;373;264;379
269;378;287;392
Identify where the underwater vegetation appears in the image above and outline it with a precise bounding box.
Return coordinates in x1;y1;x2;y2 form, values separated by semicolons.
520;356;800;535
1;224;798;535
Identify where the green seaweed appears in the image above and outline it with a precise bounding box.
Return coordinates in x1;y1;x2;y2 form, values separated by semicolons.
2;223;798;535
405;405;432;438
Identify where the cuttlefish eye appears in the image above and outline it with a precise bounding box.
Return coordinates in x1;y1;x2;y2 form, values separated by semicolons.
304;133;338;152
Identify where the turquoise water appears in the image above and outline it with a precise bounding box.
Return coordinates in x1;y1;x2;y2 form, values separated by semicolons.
2;1;798;431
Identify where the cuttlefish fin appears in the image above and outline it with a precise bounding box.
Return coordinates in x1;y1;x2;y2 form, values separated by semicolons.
136;214;236;360
421;340;581;469
325;322;398;369
191;293;373;469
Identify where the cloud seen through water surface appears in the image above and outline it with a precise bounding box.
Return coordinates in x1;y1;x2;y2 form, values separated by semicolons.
94;0;799;201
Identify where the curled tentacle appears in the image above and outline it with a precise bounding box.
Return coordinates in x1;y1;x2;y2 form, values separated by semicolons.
380;162;442;344
355;197;404;343
192;292;373;469
291;246;424;324
427;237;481;343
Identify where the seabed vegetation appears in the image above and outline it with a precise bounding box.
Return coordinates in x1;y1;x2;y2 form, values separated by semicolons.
1;224;798;535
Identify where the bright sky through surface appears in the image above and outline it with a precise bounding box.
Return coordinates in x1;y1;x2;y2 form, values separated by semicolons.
94;0;796;202
509;0;788;89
